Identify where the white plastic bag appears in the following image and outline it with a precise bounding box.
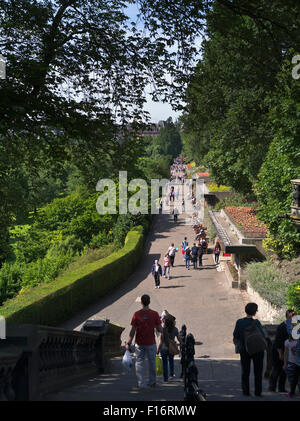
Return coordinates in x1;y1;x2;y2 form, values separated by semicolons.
122;350;133;372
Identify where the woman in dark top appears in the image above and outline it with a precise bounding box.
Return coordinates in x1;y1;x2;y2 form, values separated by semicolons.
157;315;182;381
233;302;266;397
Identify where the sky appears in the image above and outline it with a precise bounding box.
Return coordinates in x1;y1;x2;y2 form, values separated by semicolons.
125;2;182;123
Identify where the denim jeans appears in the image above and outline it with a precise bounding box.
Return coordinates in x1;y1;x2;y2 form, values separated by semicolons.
135;344;157;387
185;256;190;268
285;362;300;394
192;256;197;269
160;348;174;381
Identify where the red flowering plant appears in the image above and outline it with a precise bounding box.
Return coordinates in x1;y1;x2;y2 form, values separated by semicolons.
225;207;268;237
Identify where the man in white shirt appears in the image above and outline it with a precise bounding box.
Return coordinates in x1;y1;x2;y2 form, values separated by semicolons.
151;259;162;289
167;243;177;267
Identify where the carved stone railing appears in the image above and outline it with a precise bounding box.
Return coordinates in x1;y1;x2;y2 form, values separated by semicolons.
0;320;124;400
0;346;24;401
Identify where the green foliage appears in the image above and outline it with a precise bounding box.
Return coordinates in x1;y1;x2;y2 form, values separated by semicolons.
112;213;150;248
287;281;300;314
0;261;26;304
148;118;182;159
246;261;289;308
255;55;300;259
1;227;144;326
214;193;257;211
207;183;231;192
137;156;173;181
89;231;113;249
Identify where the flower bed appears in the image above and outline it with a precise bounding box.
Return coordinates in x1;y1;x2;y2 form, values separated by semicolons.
207;183;231;192
225;206;268;237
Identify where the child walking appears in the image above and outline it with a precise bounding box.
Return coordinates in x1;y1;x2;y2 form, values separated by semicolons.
283;334;300;398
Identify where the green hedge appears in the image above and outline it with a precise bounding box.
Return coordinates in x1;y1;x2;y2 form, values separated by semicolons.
0;226;144;326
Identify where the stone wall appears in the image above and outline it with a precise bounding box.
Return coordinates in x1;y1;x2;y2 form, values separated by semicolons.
246;283;285;322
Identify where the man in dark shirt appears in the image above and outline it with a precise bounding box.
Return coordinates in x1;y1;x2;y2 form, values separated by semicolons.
233;302;266;397
269;309;295;393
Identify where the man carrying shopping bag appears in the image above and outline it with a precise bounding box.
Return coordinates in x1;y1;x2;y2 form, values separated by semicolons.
126;294;163;389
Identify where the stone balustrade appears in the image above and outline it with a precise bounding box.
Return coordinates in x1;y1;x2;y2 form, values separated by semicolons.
0;320;124;401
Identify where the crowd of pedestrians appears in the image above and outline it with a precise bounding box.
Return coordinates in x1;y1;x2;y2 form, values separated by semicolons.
125;155;300;399
234;305;300;398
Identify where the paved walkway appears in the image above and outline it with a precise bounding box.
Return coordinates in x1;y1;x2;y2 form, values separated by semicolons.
46;208;295;401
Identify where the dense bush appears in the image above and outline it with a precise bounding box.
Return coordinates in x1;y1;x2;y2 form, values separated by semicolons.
287;281;300;314
215;193;258;211
112;213;150;247
1;227;144;326
254;59;300;259
245;261;289;308
89;231;113;249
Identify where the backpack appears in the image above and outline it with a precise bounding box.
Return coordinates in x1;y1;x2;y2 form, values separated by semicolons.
202;240;207;248
169;247;175;256
191;246;198;256
243;320;267;356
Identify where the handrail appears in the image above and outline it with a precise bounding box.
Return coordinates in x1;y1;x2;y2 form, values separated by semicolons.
0;320;124;400
179;325;206;402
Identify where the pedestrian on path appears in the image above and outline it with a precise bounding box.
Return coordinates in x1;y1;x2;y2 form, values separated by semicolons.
197;242;204;267
157;313;182;382
173;207;179;223
167;243;177;267
233;302;267;397
126;295;162;389
191;243;198;270
283;333;300;397
269;309;295;392
182;237;188;263
163;253;171;280
184;245;191;269
214;241;221;265
152;259;162;289
182;198;185;212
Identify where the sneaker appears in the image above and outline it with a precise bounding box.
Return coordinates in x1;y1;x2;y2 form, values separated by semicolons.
137;384;147;390
147;383;156;388
158;286;160;289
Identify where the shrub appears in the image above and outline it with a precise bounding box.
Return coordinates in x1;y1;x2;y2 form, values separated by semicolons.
215;193;258;211
46;235;84;258
21;250;75;289
112;213;150;247
287;280;300;314
0;227;144;326
0;261;26;305
245;261;289;308
89;231;113;248
207;183;231;192
11;225;53;263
